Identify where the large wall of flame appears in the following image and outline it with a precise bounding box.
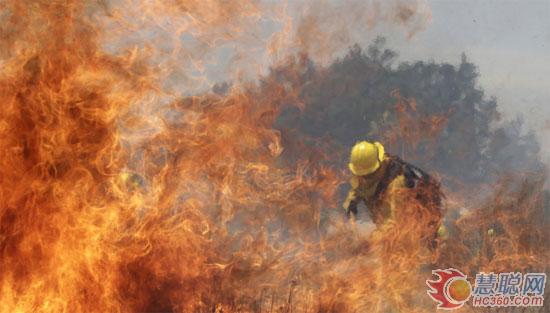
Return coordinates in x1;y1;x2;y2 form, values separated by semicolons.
0;1;548;313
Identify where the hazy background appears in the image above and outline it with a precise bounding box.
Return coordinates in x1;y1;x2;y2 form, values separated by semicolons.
204;0;550;161
387;0;550;162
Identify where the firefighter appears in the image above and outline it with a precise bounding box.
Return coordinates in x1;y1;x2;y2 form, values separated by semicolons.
343;141;444;245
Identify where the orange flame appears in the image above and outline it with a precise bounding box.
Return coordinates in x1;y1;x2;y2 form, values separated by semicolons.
0;1;548;313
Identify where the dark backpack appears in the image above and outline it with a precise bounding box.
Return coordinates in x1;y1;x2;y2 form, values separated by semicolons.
372;155;443;211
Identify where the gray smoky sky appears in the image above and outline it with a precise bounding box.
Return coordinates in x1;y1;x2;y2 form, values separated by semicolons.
386;0;550;162
301;0;550;162
188;0;549;161
297;1;547;161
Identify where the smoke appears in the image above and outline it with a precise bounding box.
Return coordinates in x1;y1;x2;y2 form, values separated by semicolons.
89;0;433;94
288;0;431;64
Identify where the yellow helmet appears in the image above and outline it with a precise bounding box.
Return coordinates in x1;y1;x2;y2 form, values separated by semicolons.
348;141;385;176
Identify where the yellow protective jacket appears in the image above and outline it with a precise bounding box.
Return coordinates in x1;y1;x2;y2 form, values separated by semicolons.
343;154;442;228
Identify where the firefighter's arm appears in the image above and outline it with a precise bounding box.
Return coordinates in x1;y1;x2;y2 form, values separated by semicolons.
342;176;361;217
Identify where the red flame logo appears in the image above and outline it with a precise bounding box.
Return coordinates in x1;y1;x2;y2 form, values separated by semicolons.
426;268;471;310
